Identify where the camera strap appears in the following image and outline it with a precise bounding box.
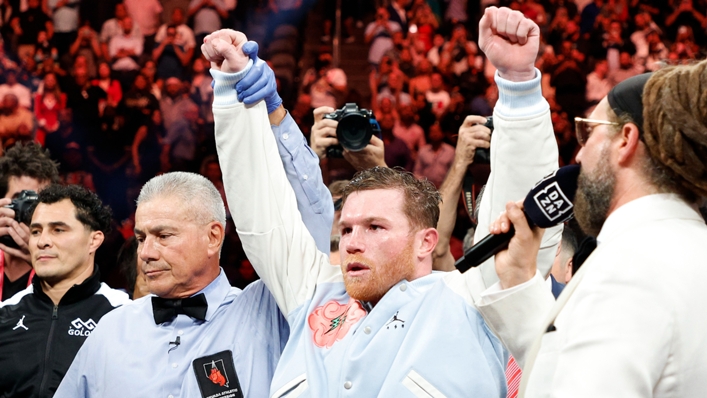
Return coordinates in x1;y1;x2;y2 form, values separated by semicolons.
461;173;481;228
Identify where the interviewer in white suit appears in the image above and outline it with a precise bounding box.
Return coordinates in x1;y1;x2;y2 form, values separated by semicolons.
487;63;707;397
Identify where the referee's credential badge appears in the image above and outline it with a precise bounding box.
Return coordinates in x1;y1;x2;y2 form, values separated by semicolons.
192;350;243;398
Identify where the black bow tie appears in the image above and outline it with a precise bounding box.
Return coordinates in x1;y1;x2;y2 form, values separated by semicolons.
152;293;208;324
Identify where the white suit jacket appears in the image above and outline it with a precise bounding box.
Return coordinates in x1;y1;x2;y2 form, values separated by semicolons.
492;194;707;397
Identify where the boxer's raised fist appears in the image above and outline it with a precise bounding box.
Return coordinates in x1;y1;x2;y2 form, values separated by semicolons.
201;29;250;73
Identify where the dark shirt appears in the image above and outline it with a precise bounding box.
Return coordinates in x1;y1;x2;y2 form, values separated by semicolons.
18;6;50;45
1;271;30;301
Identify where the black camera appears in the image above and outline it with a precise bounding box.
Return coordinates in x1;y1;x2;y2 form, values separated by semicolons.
473;116;493;164
0;190;38;249
323;103;381;158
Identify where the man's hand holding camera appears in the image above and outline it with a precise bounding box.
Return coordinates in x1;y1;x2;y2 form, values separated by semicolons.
310;106;386;171
0;197;32;263
455;115;492;168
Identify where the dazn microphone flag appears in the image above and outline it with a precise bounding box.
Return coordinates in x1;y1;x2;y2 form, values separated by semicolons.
455;165;581;273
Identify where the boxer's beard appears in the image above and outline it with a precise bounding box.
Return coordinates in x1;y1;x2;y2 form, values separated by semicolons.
342;238;416;304
574;144;616;237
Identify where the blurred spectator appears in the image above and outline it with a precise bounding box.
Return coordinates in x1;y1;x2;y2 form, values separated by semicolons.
393;103;425;159
550;41;587;119
100;2;143;61
123;0;161;51
398;46;416;78
188;0;228;46
189;57;213;125
671;24;702;61
122;73;158;131
388;0;409;34
87;105;131;220
425;72;450;117
630;11;659;64
0;93;34;149
154;7;195;60
92;61;122;108
68;22;101;78
199;154;227;213
304;49;347;109
34;72;66;144
48;0;80;55
378;70;410;107
413;122;453;188
664;0;707;42
0;68;30;108
468;83;497;117
551;110;575;166
160;76;196;131
140;59;161;99
409;58;432;95
409;1;438;52
13;0;52;61
364;7;402;67
600;19;635;60
607;49;642;85
33;30;57;65
439;91;467;138
427;32;446;67
440;24;479;77
379;112;413;171
412;91;435;132
108;16;142;89
585;58;611;107
445;0;468;26
152;24;191;80
321;0;356;43
644;29;669;71
131;108;165;184
65;66;106;142
59;141;95;191
161;100;198;172
580;0;603;35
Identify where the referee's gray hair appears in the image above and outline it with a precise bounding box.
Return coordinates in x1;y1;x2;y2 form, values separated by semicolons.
137;172;226;227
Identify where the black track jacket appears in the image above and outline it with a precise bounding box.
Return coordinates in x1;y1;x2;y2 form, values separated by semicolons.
0;268;129;397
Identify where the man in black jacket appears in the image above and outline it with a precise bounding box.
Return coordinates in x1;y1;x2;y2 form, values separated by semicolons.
0;184;129;398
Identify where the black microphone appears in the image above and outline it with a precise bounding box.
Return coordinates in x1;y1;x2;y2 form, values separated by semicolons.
455;165;581;273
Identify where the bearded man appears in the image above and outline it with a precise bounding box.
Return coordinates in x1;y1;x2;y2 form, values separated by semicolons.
488;67;707;396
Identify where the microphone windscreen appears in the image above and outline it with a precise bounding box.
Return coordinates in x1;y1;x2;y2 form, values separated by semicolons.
523;165;581;228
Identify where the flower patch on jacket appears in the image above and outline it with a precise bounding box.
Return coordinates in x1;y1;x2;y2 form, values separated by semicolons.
308;298;366;348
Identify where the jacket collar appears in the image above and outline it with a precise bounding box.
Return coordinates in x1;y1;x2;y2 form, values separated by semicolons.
596;193;702;245
32;265;102;306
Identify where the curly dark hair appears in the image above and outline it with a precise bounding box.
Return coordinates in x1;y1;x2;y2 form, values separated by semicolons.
0;143;60;197
29;184;113;233
342;166;442;230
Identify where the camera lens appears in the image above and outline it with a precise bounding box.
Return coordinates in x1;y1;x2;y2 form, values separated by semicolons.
337;115;373;151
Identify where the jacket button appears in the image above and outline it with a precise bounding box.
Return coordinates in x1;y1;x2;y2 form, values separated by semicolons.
344;381;352;389
282;133;289;140
400;284;407;292
364;326;371;334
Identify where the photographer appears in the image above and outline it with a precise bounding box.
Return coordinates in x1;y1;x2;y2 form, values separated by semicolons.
432;115;491;271
309;105;387;173
0;143;59;302
0;184;129;397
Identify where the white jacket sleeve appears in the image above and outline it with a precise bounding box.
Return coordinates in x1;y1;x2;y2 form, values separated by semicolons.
212;71;338;317
473;69;562;288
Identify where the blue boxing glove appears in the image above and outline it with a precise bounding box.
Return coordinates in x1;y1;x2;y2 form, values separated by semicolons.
235;41;282;114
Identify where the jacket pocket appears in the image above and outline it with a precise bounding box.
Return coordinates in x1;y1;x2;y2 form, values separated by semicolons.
272;374;308;398
402;370;447;398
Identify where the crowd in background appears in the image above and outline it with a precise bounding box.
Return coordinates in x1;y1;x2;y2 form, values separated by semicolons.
0;0;704;290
